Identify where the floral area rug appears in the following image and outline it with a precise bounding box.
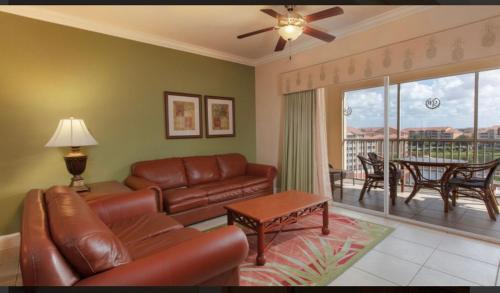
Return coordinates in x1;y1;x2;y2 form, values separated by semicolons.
226;213;393;286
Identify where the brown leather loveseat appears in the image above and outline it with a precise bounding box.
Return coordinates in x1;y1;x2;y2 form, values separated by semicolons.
125;153;277;225
20;186;248;286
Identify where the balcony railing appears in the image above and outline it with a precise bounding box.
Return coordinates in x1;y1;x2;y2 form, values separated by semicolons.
344;138;500;186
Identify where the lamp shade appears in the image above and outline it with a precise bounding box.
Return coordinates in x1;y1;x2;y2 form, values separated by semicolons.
45;117;98;147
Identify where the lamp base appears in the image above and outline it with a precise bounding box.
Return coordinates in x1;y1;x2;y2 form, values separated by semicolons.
64;147;90;193
69;175;90;192
70;185;91;193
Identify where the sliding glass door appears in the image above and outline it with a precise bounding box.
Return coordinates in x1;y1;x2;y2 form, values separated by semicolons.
330;77;394;214
330;68;500;240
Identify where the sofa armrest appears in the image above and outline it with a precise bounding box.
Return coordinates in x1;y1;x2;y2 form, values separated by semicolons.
246;163;278;183
86;187;163;225
124;176;163;211
74;226;249;286
124;175;159;190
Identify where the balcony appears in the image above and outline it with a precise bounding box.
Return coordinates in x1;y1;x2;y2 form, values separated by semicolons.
334;138;500;239
334;68;500;240
344;138;500;185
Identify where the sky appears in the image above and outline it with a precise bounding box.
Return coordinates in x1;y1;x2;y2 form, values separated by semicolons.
344;68;500;129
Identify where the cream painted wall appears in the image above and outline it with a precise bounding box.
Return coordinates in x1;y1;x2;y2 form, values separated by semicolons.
324;86;344;169
255;6;500;184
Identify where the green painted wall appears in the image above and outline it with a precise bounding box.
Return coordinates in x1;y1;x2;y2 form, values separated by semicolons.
0;12;256;235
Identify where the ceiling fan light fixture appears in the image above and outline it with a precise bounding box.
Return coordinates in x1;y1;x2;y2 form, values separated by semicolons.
237;6;342;52
278;24;303;41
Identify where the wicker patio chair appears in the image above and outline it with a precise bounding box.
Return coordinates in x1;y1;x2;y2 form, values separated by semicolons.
358;154;400;205
446;158;500;221
367;152;384;176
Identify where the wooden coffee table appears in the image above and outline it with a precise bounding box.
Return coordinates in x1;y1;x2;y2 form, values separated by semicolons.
224;190;330;266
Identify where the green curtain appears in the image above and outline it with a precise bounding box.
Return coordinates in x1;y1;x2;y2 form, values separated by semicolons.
280;90;316;193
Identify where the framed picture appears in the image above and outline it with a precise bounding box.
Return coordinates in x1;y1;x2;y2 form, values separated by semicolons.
204;95;235;138
164;91;202;138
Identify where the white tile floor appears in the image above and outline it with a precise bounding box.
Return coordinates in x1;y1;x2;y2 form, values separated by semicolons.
2;204;499;286
190;204;500;286
328;206;500;286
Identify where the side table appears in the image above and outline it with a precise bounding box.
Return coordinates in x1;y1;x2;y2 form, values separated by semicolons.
74;180;132;200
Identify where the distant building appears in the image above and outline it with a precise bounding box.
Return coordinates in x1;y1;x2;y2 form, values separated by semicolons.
344;126;500;172
403;127;463;139
345;126;464;171
345;127;398;139
478;125;500;140
344;127;398;171
458;127;474;138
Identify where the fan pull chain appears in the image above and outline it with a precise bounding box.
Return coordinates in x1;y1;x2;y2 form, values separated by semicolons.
288;3;294;61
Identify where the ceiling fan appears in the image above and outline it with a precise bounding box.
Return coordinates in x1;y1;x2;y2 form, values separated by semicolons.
237;5;344;52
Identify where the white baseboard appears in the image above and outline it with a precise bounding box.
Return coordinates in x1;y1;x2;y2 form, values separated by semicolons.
0;232;20;250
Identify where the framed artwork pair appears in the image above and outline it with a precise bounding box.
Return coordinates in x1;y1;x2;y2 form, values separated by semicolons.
164;91;235;139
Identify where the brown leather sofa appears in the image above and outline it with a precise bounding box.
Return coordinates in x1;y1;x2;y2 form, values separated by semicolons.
125;153;277;225
20;186;248;286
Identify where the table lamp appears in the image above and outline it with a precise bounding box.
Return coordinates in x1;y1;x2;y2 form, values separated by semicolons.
45;117;98;192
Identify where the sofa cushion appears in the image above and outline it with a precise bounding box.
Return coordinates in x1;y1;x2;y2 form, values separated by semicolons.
183;156;221;186
132;158;187;190
164;187;208;205
196;180;243;195
195;176;266;193
44;186;131;277
231;176;268;187
216;153;247;179
109;213;183;245
168;197;209;214
125;227;202;260
242;182;271;195
207;189;243;204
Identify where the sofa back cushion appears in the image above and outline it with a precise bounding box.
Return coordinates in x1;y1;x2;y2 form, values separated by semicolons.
21;189;80;286
45;186;131;277
132;158;187;189
183;156;221;186
216;153;248;179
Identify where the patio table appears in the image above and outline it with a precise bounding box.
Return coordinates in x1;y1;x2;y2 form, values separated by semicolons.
393;157;466;213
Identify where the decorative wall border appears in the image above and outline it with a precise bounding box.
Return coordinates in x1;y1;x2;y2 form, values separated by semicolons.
281;14;500;94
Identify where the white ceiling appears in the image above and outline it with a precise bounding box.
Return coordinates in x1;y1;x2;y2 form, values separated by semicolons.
0;5;430;66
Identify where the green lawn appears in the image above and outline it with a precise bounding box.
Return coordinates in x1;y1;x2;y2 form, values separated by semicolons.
403;148;500;163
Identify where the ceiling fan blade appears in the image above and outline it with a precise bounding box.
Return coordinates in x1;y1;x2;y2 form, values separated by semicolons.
275;37;287;52
237;27;275;39
305;7;344;22
261;9;282;19
303;26;336;42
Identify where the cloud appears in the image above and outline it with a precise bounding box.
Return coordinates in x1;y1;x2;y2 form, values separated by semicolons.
345;85;397;128
478;69;500;127
344;69;500;130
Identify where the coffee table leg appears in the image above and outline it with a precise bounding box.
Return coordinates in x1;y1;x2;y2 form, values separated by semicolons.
257;223;266;266
322;202;330;235
227;211;234;225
